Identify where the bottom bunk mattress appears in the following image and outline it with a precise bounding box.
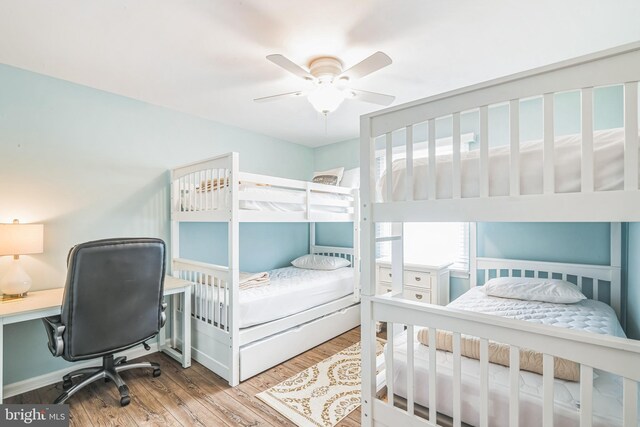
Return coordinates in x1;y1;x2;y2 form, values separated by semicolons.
237;266;354;328
386;288;636;427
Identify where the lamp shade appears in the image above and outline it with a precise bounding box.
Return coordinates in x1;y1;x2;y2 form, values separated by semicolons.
0;221;44;256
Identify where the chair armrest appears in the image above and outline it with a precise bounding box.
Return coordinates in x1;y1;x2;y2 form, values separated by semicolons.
42;316;65;357
160;301;168;328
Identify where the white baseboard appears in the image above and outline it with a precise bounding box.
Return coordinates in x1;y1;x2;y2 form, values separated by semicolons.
3;340;169;399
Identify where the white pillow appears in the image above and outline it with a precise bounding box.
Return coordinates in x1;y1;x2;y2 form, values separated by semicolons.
291;254;351;270
340;168;360;188
312;167;344;186
481;277;586;304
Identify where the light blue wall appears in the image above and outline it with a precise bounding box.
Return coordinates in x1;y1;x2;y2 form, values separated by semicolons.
180;222;309;271
477;223;611;265
0;64;315;385
314;139;360;171
625;223;640;339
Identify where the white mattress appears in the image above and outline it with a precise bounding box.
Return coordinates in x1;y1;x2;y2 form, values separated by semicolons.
181;183;351;213
238;186;349;213
387;288;636;427
448;287;625;337
379;128;640;201
239;266;354;328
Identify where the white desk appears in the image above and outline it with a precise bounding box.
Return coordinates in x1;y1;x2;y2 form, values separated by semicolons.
0;276;192;402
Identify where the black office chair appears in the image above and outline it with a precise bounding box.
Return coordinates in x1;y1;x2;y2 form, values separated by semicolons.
42;238;167;406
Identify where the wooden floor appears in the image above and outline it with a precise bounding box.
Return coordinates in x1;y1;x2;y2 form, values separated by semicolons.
8;327;362;427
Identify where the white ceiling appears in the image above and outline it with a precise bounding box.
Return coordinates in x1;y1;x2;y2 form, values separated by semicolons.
1;1;639;147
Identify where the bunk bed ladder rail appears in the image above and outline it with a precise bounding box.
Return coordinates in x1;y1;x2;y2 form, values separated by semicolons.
369;43;640;222
368;295;640;427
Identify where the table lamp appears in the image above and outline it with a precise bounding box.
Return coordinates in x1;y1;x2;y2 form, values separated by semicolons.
0;219;44;296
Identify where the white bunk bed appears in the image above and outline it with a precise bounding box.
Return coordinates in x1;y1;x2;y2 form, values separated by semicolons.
360;42;640;427
170;152;360;386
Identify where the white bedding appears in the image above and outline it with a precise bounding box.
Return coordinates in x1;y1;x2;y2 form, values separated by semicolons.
379;128;640;201
388;288;635;427
238;266;354;328
180;183;351;213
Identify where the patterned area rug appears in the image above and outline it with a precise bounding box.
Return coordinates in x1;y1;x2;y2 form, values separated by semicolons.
257;339;385;427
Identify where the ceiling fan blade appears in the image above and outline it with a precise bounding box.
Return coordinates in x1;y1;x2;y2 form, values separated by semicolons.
349;89;395;106
339;51;392;80
266;54;314;81
253;91;306;103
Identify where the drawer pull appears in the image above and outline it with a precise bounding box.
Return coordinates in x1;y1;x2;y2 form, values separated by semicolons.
388;273;392;277
415;276;421;281
415;294;423;300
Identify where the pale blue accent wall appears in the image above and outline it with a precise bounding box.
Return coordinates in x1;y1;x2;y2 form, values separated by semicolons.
314;223;354;248
477;223;611;265
180;222;309;271
314;139;360;171
0;64;314;385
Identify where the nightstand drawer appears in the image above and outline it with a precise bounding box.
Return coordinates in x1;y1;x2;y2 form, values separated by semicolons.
405;271;431;288
378;267;394;283
378;267;432;289
403;286;431;303
377;284;392;294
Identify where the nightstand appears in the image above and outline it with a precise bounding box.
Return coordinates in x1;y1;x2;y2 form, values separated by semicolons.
376;259;452;306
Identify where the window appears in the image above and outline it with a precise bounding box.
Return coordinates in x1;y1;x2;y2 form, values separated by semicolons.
377;222;469;273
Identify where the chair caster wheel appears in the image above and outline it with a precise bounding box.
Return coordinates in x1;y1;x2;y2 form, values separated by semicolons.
118;385;130;406
152;369;161;378
62;379;73;390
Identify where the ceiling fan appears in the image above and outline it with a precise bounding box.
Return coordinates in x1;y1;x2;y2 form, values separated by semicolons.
254;52;395;115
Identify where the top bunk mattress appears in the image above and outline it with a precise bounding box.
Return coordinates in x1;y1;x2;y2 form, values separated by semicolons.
379;128;640;201
239;266;354;328
180;183;351;213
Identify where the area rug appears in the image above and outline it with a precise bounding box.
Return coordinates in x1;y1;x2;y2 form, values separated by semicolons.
257;339;385;427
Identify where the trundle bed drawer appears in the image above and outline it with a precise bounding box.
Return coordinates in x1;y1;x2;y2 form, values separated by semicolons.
239;304;361;381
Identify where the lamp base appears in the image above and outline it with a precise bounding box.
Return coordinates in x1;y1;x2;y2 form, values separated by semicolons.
0;258;33;296
0;293;27;302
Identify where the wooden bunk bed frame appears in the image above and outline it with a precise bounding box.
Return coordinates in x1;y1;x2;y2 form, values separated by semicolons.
170;152;360;386
360;42;640;427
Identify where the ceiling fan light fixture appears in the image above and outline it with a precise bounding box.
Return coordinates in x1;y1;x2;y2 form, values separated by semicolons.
307;83;346;115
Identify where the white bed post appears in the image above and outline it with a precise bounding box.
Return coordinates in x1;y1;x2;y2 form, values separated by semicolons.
360;115;377;427
309;221;316;253
391;223;403;314
229;152;241;386
354;190;361;301
470;222;478;288
169;170;181;351
610;222;622;322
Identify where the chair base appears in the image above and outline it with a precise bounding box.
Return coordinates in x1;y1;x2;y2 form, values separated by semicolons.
54;354;160;406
